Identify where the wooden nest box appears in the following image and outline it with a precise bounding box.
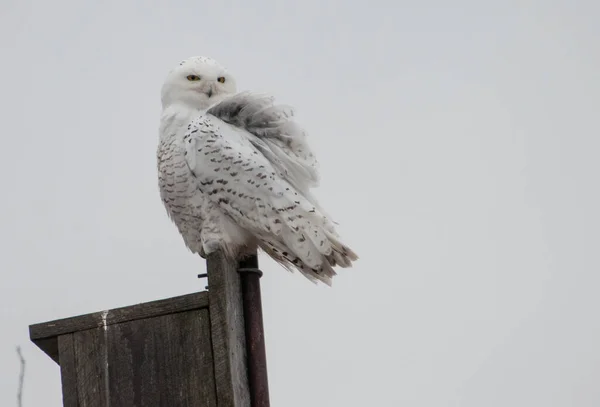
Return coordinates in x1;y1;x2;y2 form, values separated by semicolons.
29;253;270;407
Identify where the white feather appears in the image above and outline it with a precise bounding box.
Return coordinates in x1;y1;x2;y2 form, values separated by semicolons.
157;56;357;284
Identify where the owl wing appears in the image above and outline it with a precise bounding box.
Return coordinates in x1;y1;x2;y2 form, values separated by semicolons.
207;92;320;199
183;110;356;285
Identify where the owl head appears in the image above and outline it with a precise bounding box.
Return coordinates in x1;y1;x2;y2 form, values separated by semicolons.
161;56;237;110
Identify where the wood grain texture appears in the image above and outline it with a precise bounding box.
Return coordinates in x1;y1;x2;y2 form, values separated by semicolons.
57;334;79;407
30;291;209;363
55;310;217;407
207;252;250;407
105;309;217;407
73;327;109;407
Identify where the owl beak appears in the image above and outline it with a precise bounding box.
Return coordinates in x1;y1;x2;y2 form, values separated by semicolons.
205;83;216;98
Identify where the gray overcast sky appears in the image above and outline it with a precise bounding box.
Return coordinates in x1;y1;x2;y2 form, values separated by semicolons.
1;0;599;406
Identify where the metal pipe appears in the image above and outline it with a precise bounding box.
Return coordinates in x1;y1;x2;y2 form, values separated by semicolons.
238;255;270;407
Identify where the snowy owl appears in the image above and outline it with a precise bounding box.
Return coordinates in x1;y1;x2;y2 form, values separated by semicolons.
157;56;357;284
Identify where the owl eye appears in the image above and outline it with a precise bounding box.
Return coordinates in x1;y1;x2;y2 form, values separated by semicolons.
217;77;226;83
186;75;201;81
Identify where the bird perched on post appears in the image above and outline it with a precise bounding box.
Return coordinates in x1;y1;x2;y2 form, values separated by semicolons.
157;56;358;284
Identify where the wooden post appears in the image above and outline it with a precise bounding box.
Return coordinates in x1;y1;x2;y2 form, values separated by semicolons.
206;251;251;406
28;250;265;407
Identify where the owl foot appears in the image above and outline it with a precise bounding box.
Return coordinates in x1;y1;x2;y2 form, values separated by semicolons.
201;239;223;257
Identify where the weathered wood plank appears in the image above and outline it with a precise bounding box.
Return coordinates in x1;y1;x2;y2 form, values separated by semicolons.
207;251;250;407
31;291;209;340
57;334;79;407
30;291;209;363
73;327;108;407
106;309;217;407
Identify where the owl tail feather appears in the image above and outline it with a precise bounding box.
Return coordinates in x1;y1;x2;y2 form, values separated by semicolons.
257;231;358;286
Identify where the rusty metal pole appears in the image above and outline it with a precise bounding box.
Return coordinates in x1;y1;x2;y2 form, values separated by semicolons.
238;254;270;407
